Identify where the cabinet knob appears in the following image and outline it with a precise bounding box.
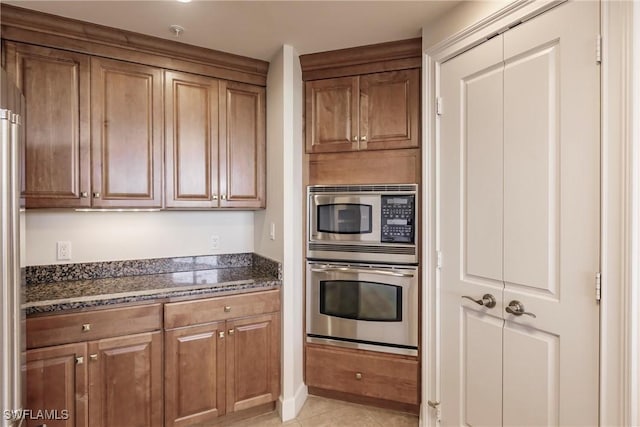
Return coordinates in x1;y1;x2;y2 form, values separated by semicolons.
224;306;231;313
228;329;235;335
212;194;218;200
355;372;363;380
360;136;367;142
82;323;91;332
75;356;84;365
93;192;100;198
218;331;225;339
80;192;88;198
89;354;98;361
221;194;227;200
353;136;358;142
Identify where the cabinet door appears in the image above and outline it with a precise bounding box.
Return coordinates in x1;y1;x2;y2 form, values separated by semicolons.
165;71;220;208
164;322;226;426
4;42;91;208
26;343;88;427
88;332;162;427
359;69;419;151
305;77;359;153
226;313;280;413
90;57;162;208
219;81;265;208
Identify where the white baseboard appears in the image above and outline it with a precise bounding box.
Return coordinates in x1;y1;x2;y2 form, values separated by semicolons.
278;383;308;422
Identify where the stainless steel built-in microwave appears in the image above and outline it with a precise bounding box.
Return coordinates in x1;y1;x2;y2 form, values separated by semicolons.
307;184;418;264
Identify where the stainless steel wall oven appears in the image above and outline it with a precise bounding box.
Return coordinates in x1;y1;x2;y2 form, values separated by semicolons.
306;184;419;356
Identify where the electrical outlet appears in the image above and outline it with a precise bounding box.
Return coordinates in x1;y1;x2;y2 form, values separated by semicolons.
211;235;220;250
269;222;276;241
56;241;72;261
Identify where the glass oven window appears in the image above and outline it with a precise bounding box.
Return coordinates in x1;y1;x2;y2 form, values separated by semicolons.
317;204;372;234
319;280;401;321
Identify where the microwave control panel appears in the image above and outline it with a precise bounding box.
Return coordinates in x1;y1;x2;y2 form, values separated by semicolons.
381;195;415;244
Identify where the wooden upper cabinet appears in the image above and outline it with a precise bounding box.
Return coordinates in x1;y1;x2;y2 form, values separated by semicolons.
88;331;162;427
359;69;419;151
219;81;265;208
4;41;91;208
165;71;219;208
305;76;359;153
305;69;419;154
91;57;163;208
26;343;88;427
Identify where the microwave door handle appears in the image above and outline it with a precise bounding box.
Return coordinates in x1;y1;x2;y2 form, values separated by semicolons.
310;267;414;278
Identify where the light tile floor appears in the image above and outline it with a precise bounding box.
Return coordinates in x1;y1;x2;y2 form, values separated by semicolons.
220;395;419;427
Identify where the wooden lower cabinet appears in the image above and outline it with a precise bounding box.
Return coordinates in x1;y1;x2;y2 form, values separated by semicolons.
164;310;280;427
306;344;419;412
26;343;88;427
87;332;163;427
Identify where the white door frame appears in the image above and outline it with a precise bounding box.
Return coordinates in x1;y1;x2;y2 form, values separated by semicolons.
420;1;640;425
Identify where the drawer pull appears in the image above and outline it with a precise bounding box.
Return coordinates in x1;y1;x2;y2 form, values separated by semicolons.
89;354;98;361
224;306;231;313
75;356;84;365
82;323;91;332
355;372;362;380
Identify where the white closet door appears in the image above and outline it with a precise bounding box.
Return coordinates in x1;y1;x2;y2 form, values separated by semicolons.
502;2;600;425
439;36;504;427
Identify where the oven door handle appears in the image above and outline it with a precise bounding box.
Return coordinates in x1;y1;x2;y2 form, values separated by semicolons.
310;267;415;278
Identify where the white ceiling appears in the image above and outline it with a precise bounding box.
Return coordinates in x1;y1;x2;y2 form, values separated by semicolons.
4;1;462;61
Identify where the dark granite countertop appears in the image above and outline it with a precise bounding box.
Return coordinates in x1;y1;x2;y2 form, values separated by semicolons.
24;254;281;315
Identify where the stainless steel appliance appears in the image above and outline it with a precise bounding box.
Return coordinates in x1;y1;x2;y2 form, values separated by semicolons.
306;261;418;356
1;68;25;427
307;184;418;264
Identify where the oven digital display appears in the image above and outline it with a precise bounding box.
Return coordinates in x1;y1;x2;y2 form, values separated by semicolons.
319;280;402;322
381;195;415;243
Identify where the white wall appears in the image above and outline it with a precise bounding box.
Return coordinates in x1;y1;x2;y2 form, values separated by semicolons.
258;44;306;421
26;210;254;265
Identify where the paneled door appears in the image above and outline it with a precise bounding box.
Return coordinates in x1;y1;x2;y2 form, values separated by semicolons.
439;1;600;425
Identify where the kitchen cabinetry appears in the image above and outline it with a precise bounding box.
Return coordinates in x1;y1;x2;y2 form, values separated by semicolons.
25;304;163;427
91;57;163;208
3;41;91;208
305;343;419;413
164;72;265;209
305;69;419;154
164;290;280;426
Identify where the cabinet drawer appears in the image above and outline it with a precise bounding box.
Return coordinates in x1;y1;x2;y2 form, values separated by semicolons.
164;290;280;329
27;304;162;349
305;344;419;405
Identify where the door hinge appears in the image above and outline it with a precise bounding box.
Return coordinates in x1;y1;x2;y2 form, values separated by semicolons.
596;34;602;64
436;251;442;270
595;272;602;302
436;97;443;116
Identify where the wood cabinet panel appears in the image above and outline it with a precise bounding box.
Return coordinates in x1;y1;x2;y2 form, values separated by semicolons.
164;322;226;426
27;304;162;349
306;344;419;406
226;313;280;413
305;77;359;153
90;57;162;207
4;41;91;208
88;331;162;427
359;69;419;150
219;81;265;208
165;71;219;208
26;343;88;427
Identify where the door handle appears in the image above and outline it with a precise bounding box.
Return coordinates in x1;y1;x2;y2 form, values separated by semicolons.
505;300;536;318
310;266;414;278
461;294;497;308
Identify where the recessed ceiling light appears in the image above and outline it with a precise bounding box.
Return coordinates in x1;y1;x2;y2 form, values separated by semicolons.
177;0;191;3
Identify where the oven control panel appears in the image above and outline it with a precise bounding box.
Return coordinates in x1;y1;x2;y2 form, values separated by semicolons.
381;195;415;244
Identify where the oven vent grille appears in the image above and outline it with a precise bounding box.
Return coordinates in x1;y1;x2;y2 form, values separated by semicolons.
308;243;415;255
308;184;417;193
